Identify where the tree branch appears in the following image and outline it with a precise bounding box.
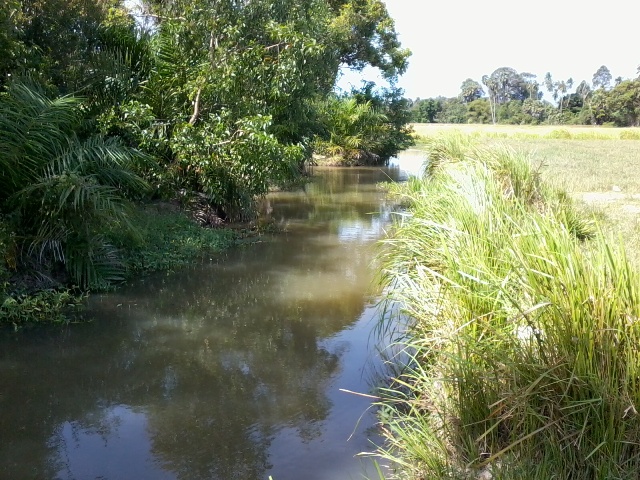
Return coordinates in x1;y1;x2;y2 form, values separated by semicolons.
188;89;201;126
136;13;187;22
264;41;289;52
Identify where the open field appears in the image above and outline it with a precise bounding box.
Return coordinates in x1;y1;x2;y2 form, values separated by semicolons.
411;124;640;264
411;122;640;140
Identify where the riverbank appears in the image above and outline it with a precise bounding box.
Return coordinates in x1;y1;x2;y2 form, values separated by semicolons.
374;133;640;478
0;204;238;327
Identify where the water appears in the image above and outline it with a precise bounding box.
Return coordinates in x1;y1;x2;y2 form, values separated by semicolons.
0;151;426;480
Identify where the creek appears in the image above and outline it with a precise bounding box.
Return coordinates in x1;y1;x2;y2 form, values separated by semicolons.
0;150;424;480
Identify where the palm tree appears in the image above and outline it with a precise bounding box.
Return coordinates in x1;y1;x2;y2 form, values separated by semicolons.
0;82;149;288
317;96;388;163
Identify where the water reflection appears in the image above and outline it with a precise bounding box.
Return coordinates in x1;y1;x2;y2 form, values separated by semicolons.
0;162;413;480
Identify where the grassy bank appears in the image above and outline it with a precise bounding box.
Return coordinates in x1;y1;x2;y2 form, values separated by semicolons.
1;206;237;327
411;125;640;267
108;205;236;274
374;133;640;478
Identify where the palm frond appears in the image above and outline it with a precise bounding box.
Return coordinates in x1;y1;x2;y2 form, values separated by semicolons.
1;82;147;288
0;83;83;198
65;237;125;289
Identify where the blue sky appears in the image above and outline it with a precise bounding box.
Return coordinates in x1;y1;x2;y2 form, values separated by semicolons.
338;0;640;100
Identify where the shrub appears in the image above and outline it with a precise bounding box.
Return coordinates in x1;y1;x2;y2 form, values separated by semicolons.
620;130;640;140
545;128;572;139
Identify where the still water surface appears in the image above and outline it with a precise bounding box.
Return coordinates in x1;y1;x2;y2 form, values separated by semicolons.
0;151;424;480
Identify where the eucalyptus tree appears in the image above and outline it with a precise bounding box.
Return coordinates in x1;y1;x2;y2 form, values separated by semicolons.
576;80;594;124
484;68;528;104
482;68;529;124
481;75;498;124
520;72;540;100
592;65;612;90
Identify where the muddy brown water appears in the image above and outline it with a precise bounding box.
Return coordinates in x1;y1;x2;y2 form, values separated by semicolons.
0;151;425;480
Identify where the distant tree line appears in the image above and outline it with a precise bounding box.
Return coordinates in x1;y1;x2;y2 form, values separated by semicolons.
410;65;640;127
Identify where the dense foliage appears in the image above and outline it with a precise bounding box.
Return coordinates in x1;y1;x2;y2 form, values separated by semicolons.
0;0;412;321
411;65;640;126
314;84;414;164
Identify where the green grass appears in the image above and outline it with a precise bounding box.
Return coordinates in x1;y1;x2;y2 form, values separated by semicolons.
108;204;237;274
374;133;640;479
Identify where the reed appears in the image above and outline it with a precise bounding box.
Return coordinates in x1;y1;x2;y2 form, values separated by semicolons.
374;133;640;479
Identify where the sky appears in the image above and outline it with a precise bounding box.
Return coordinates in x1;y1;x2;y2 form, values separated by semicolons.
339;0;640;100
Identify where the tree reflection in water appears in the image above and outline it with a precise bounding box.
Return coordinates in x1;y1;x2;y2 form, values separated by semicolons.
0;164;409;480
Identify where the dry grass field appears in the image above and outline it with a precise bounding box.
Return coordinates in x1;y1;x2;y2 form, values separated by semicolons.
411;122;640;140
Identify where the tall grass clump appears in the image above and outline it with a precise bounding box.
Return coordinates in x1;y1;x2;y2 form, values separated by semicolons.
374;133;640;479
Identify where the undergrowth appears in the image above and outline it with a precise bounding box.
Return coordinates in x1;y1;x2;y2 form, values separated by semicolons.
109;205;237;274
1;206;237;326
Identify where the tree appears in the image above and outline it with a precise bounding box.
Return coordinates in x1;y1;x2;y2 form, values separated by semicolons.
92;0;413;218
575;80;593;124
466;98;491;124
349;82;414;160
436;98;466;124
521;98;549;124
11;0;120;92
329;0;410;81
411;98;442;123
544;73;574;116
592;65;612;90
484;68;529;104
459;78;483;103
0;83;148;288
482;67;529;124
520;72;540;100
0;0;415;296
482;74;498;124
589;88;612;125
0;0;24;88
608;79;640;126
314;95;389;163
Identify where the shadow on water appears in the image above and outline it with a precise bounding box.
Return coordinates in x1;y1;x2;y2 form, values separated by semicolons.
0;153;425;480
